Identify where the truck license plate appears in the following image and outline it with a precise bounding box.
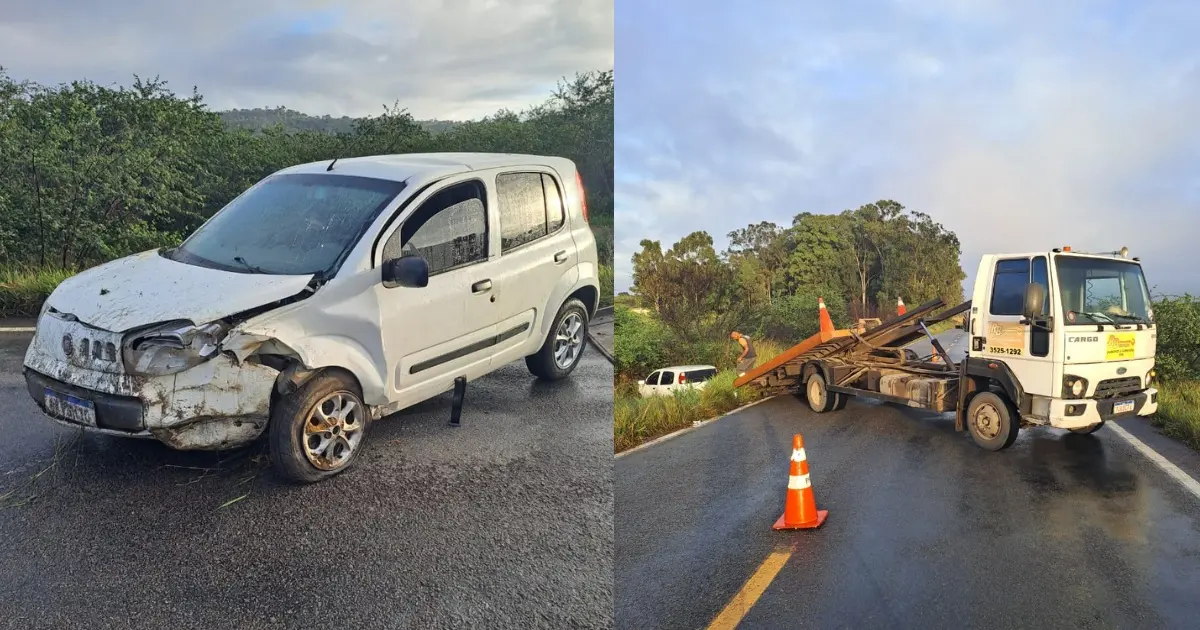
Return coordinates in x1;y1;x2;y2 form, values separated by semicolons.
43;388;97;426
1113;399;1135;415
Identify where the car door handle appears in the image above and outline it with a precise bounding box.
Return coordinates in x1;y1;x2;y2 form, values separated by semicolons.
554;250;568;264
471;279;492;294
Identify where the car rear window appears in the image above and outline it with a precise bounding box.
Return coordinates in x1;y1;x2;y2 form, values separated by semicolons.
684;369;717;382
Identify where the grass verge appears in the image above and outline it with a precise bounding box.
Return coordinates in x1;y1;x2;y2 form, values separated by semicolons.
0;267;72;318
599;264;613;309
1152;380;1200;451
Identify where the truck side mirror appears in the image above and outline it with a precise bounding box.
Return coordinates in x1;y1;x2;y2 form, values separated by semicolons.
1022;283;1045;320
382;255;429;289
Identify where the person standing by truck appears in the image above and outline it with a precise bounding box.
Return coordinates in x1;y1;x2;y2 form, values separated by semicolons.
731;331;757;376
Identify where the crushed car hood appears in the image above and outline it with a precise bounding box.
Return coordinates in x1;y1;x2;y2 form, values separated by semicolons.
46;249;316;332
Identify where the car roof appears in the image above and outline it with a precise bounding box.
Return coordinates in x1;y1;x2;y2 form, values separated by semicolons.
276;152;576;184
653;365;718;372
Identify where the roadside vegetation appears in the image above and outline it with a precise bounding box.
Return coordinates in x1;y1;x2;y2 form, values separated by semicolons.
0;67;613;316
615;208;1200;453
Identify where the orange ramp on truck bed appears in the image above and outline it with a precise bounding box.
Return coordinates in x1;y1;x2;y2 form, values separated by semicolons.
733;328;850;388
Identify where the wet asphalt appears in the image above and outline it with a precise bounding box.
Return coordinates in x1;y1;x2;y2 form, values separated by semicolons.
0;331;614;629
616;392;1200;629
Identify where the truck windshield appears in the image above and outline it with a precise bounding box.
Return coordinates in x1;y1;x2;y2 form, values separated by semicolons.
1055;255;1152;325
166;173;406;276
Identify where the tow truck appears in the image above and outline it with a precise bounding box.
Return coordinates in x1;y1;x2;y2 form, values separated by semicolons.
735;246;1159;450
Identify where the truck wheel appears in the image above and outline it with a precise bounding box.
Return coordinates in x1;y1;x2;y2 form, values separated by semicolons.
833;393;848;411
269;371;371;484
526;297;588;381
966;392;1020;451
805;372;838;413
1069;420;1105;435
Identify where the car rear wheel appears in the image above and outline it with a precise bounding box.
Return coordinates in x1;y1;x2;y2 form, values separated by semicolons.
526;297;588;381
269;371;370;484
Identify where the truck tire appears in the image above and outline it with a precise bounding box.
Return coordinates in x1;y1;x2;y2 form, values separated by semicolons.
805;372;838;413
833;393;848;411
269;371;371;484
1069;420;1105;435
966;391;1020;451
526;297;588;381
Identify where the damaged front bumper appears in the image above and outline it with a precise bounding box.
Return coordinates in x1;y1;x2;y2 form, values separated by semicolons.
23;315;281;451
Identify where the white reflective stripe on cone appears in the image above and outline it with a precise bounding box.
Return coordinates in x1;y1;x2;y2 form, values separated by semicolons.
788;474;811;490
790;448;807;462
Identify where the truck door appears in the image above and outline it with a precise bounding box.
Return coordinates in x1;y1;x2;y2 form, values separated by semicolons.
978;256;1055;397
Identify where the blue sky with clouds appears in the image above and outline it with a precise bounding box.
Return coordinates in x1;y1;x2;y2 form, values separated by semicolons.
1;0;611;119
615;0;1200;296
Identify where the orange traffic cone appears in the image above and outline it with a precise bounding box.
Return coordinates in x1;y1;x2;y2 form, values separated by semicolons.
773;434;828;530
817;297;835;336
897;296;906;316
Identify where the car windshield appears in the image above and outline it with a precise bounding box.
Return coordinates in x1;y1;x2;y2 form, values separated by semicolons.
166;173;406;276
1055;255;1153;324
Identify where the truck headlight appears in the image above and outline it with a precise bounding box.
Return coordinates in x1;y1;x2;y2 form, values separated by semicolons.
1146;369;1156;388
1063;375;1088;399
122;320;229;376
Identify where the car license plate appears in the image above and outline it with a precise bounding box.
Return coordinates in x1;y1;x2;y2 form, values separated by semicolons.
1113;399;1135;415
43;387;96;426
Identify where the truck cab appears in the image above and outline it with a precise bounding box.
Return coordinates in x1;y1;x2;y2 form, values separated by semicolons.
963;246;1158;446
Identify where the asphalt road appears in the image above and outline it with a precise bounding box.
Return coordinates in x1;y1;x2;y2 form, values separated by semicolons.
616;389;1200;628
0;331;614;629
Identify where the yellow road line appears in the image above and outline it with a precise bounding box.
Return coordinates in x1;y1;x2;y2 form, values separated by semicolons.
706;544;793;630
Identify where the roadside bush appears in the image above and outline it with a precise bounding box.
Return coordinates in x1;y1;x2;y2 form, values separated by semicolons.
613;306;672;378
1153;380;1200;451
1152;294;1200;380
754;289;850;341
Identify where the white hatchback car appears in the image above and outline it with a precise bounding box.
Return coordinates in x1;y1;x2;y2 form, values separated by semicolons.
23;153;601;483
637;365;719;397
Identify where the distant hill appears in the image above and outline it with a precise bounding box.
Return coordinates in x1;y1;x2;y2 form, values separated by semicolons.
217;107;460;134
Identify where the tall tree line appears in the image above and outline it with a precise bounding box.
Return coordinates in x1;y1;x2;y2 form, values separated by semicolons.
629;200;966;344
0;68;613;270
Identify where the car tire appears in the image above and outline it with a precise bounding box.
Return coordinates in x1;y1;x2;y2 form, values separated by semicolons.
269;371;371;484
526;297;589;381
1069;420;1105;435
805;372;838;413
966;391;1020;451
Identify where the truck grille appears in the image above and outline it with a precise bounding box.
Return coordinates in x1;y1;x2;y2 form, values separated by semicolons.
1094;377;1141;399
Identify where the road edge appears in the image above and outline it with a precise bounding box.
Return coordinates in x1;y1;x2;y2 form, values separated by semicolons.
615;394;777;459
1107;421;1200;502
588;306;614;364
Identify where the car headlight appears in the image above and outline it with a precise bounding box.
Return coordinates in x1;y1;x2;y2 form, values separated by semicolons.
122;320;229;376
1063;375;1088;399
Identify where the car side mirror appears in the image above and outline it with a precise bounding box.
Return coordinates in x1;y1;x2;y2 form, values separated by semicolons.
1022;282;1045;320
382;255;429;289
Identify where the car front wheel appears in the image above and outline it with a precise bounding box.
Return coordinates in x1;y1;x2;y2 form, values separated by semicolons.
269;371;370;484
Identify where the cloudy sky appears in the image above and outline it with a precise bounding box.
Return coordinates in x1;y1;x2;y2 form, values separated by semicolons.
615;0;1200;297
0;0;613;119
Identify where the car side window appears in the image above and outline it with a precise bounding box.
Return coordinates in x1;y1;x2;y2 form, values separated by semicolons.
646;371;661;385
382;181;487;275
661;370;675;385
496;171;562;252
543;174;564;232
